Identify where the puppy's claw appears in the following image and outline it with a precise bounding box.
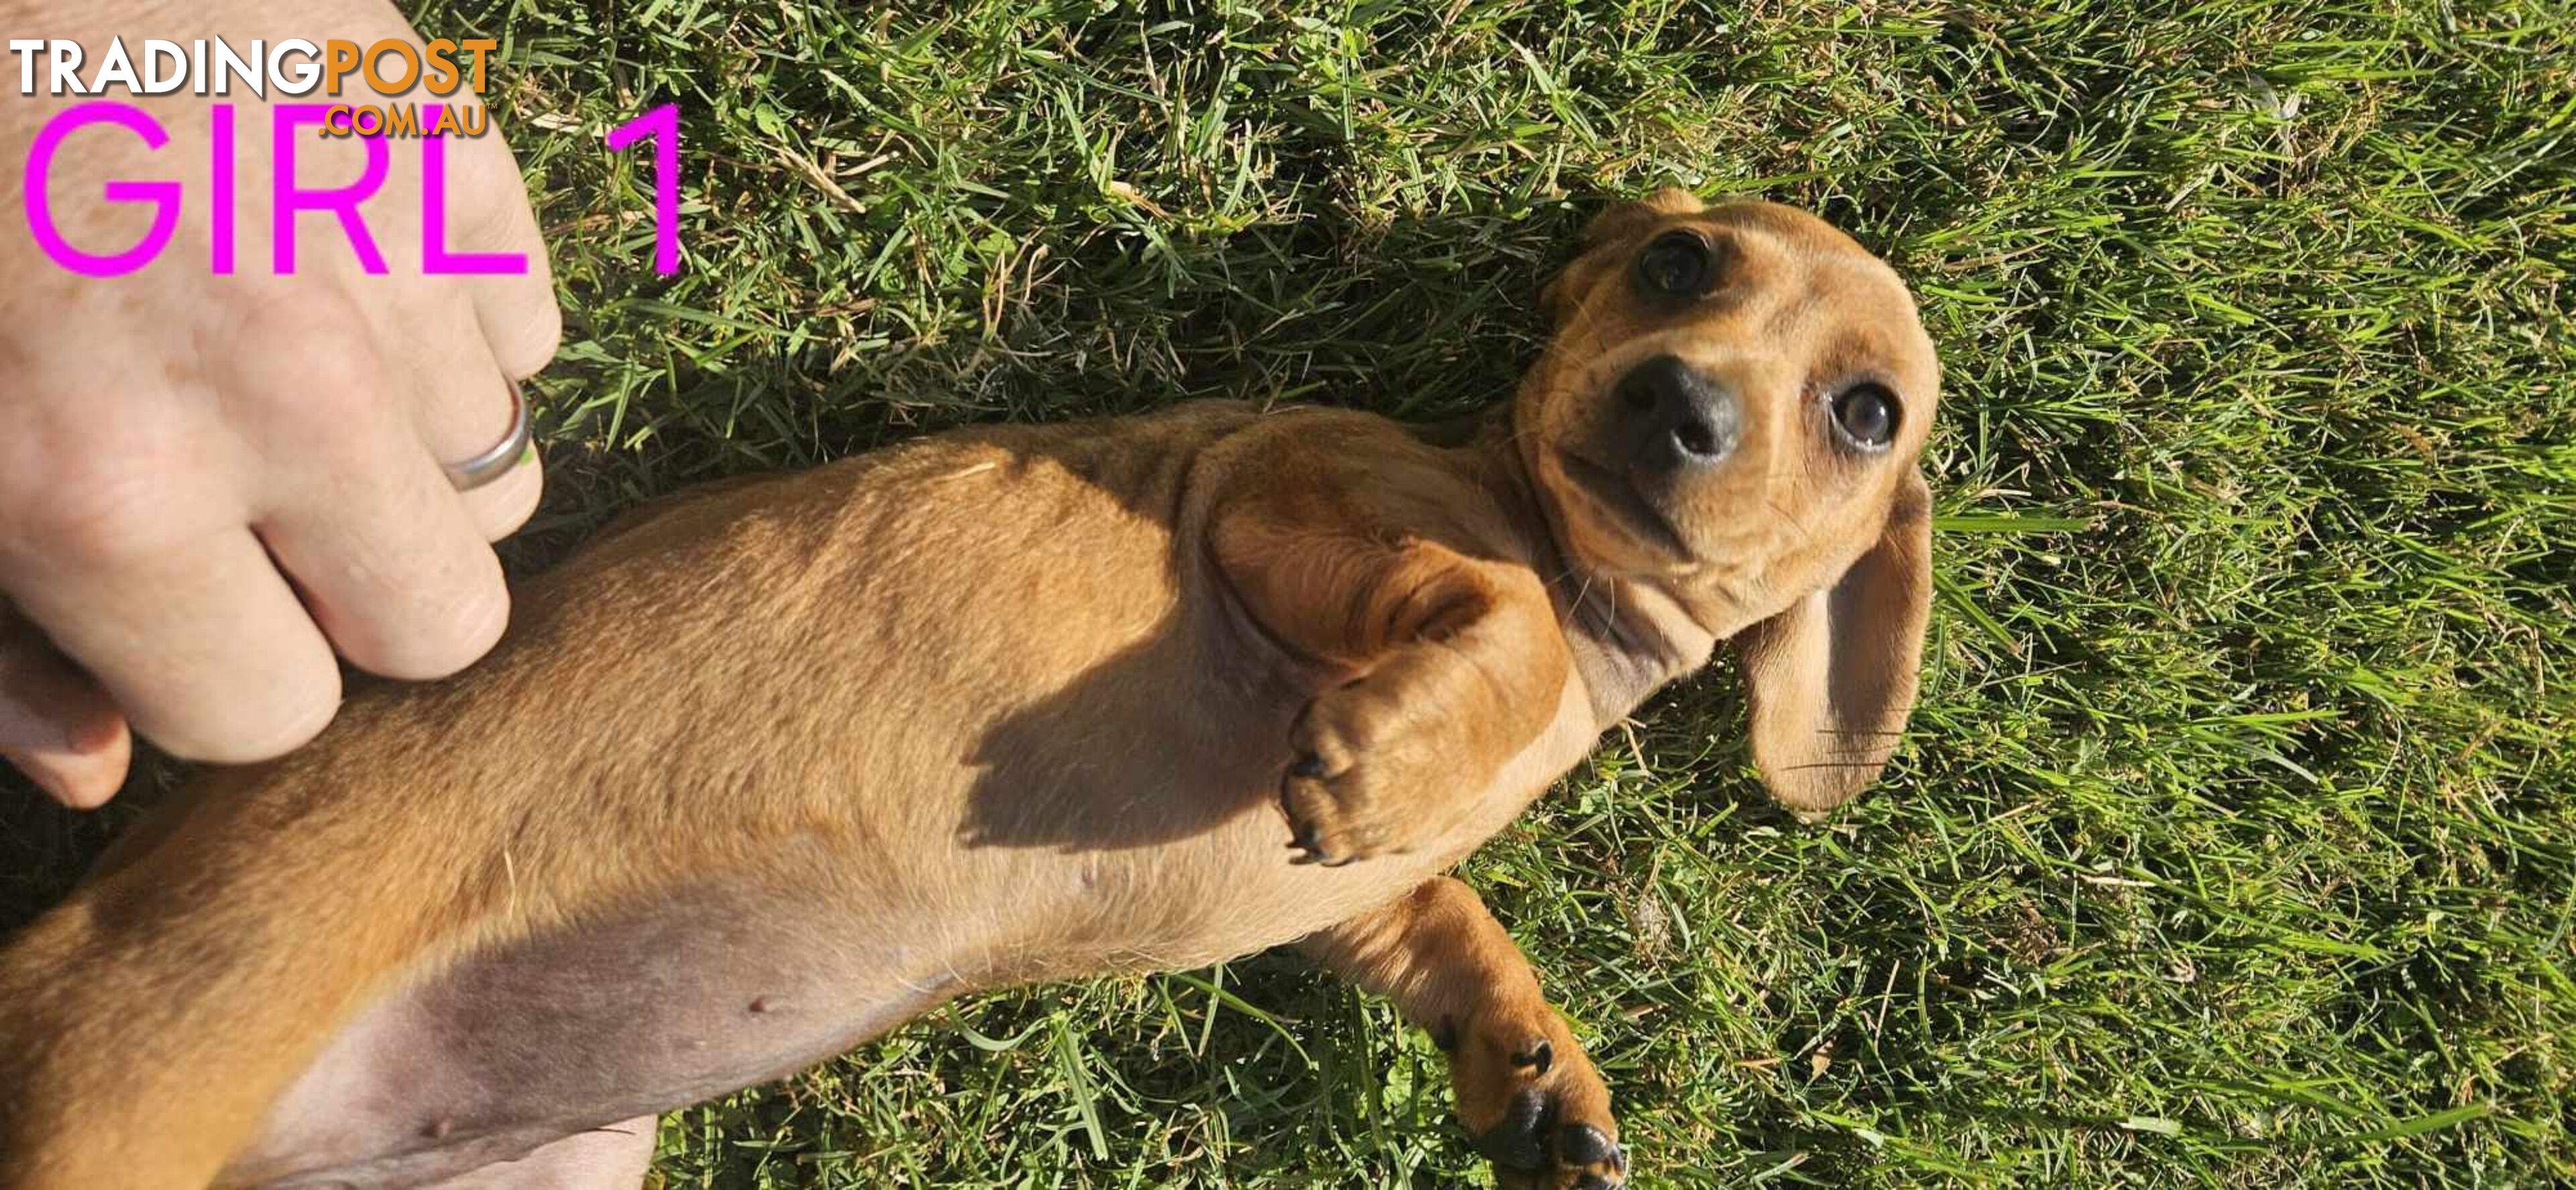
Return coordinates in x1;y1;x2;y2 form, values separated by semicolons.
1287;845;1354;867
1277;674;1460;865
1282;794;1347;865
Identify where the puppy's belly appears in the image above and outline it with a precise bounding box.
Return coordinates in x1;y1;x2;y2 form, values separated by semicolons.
227;678;1602;1189
227;883;957;1190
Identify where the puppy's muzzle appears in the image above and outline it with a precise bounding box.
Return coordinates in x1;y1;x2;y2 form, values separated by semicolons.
1611;354;1739;473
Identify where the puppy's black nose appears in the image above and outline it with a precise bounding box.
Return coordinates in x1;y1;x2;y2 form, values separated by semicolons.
1613;354;1738;468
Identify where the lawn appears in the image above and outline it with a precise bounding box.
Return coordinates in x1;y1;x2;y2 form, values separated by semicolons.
5;0;2573;1185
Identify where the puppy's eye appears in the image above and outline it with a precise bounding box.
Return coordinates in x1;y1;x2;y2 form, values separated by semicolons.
1831;383;1900;450
1635;231;1713;296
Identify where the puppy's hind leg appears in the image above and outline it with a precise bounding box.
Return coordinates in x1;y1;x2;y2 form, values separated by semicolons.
1301;878;1627;1190
0;760;574;1190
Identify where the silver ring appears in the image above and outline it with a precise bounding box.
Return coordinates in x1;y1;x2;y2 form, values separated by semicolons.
441;378;533;492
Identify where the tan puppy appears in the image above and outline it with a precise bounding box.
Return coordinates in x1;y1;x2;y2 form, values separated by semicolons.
0;190;1939;1190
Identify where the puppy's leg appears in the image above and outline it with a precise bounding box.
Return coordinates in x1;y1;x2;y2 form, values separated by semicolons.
1216;520;1572;864
0;757;629;1190
1302;878;1625;1190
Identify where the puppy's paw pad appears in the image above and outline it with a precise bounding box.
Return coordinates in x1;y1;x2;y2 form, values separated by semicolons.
1472;1087;1554;1170
1558;1123;1618;1167
1480;1093;1627;1189
1461;1023;1625;1189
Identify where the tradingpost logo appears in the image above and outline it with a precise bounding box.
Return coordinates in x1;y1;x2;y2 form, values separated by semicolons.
9;35;513;277
11;36;682;278
11;36;501;137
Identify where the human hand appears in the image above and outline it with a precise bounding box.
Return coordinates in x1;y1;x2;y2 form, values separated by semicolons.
0;0;559;807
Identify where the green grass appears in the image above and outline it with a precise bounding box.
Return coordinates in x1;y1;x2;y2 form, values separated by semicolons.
5;0;2574;1185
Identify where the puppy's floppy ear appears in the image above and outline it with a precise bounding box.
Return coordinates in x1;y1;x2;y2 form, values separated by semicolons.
1730;468;1934;818
1540;187;1709;325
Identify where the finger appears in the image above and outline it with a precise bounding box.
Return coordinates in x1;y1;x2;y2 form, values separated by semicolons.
0;616;131;808
443;111;562;378
254;411;511;682
9;530;342;766
3;741;130;812
460;437;543;543
402;297;543;543
220;317;511;682
0;335;342;769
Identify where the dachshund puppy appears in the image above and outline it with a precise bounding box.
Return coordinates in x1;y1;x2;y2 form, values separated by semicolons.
0;189;1938;1190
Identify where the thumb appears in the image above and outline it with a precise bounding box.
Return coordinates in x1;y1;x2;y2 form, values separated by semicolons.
1;610;132;810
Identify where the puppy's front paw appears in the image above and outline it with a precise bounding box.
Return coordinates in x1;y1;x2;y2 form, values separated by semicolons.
1279;677;1446;865
1451;1013;1626;1190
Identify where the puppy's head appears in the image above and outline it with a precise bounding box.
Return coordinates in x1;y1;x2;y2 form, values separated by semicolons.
1517;189;1939;816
